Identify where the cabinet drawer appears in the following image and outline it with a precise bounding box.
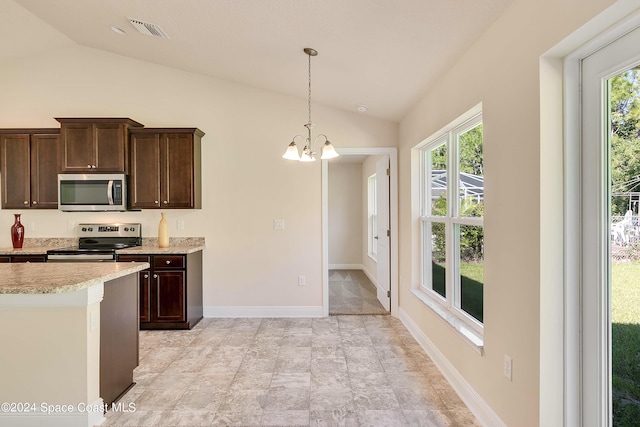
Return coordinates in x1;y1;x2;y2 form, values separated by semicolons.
153;255;185;269
13;255;46;263
117;254;151;265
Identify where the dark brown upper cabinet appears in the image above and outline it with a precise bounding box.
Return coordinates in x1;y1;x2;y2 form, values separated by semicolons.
0;129;60;209
56;118;143;173
129;128;203;209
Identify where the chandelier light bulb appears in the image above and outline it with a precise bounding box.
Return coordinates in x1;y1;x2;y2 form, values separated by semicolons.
282;48;338;162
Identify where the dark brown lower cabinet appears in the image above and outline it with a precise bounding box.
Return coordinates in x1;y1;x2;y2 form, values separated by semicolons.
100;273;138;406
0;255;47;263
117;251;202;330
12;255;47;263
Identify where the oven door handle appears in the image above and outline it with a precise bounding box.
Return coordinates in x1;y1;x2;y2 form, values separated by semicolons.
107;180;114;205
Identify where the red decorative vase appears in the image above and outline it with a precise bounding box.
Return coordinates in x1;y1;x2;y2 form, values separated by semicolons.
11;214;24;249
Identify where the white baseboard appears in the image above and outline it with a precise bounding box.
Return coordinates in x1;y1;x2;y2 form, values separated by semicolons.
398;308;506;427
203;306;324;318
328;264;364;270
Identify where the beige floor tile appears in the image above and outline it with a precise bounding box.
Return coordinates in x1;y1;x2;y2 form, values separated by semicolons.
264;387;310;411
218;389;268;412
156;409;216;426
261;409;310;426
356;409;408;427
107;316;480;426
310;388;354;411
271;372;312;388
352;387;401;410
210;410;263;427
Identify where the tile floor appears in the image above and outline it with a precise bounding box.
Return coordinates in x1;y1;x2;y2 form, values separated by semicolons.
329;270;388;315
101;316;480;426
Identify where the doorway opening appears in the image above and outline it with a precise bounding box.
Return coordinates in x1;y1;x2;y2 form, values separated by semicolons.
321;148;398;317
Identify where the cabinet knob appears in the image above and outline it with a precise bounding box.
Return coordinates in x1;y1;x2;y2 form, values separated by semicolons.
23;201;28;205
153;274;158;279
155;200;159;204
93;165;97;168
163;200;168;204
32;201;37;205
143;274;149;279
165;260;171;265
87;165;92;168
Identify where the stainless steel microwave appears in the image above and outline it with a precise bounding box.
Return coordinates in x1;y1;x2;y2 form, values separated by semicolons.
58;173;127;211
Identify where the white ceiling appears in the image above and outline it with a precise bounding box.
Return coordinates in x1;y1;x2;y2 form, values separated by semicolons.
5;0;513;122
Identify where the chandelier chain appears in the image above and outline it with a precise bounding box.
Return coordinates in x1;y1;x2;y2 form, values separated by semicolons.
308;52;312;125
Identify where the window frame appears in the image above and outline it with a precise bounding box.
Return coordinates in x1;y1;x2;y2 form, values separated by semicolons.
368;174;377;260
418;110;484;338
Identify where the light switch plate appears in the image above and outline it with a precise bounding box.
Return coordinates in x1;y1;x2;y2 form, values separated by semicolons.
274;219;285;230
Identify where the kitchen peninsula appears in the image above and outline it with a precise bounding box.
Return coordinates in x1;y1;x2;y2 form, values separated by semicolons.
0;262;149;427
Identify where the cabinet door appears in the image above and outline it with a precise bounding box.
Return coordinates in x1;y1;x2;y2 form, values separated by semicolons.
154;270;186;322
129;133;161;209
30;134;59;209
59;123;95;172
0;256;11;263
12;255;46;263
1;134;31;209
140;270;151;323
94;123;125;172
162;133;194;208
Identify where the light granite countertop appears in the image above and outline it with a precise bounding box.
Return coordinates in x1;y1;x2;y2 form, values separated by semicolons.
0;262;150;294
117;244;205;255
0;237;205;256
0;247;53;255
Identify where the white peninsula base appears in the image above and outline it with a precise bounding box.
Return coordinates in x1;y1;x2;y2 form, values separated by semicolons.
0;263;147;427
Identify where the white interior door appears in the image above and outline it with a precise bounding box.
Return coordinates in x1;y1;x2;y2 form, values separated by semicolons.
581;24;640;427
376;155;390;311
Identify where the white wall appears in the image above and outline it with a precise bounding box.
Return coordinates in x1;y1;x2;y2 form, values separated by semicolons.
0;42;397;313
397;0;618;425
328;162;362;266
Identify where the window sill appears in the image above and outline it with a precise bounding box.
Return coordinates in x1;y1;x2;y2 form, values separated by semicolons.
410;288;484;355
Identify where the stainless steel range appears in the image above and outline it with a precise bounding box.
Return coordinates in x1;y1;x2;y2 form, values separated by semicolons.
47;223;142;262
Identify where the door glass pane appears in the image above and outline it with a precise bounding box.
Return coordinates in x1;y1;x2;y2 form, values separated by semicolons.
430;143;447;216
459;224;484;323
429;221;446;298
458;123;484;217
609;66;640;424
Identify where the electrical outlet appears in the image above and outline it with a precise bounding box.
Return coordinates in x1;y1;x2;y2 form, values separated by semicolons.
274;219;285;230
177;219;185;230
67;220;75;231
298;275;305;286
504;354;512;381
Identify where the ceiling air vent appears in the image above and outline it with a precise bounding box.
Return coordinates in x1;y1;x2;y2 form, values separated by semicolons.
128;18;169;38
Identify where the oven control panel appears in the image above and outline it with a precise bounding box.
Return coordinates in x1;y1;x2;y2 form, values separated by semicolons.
78;223;142;238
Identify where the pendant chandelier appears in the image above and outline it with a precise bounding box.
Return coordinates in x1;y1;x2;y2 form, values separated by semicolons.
282;48;339;162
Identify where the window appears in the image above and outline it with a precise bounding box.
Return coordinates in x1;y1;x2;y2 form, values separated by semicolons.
419;111;484;335
368;174;377;259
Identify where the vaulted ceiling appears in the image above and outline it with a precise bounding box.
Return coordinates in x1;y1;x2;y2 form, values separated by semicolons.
3;0;513;122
